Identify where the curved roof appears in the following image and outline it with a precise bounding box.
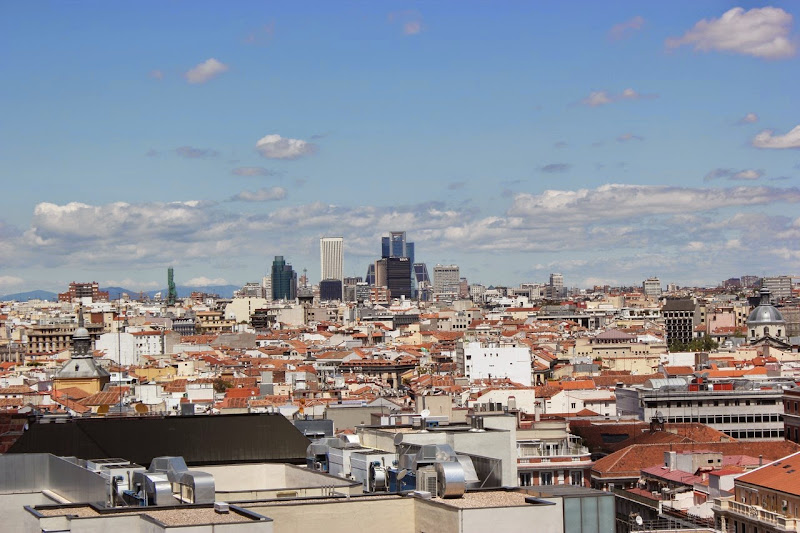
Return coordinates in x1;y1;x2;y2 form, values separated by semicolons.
747;288;785;325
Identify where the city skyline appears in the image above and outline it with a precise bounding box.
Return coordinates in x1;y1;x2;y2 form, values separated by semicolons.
1;2;799;294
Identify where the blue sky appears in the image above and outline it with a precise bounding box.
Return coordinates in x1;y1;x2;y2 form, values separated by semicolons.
1;1;799;294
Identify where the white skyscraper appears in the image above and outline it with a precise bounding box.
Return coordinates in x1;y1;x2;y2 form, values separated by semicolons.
433;264;460;301
320;237;344;282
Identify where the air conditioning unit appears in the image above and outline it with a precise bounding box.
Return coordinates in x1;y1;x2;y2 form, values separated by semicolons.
214;502;230;514
417;466;438;496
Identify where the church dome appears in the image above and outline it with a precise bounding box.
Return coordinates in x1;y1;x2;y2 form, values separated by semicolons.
747;288;785;325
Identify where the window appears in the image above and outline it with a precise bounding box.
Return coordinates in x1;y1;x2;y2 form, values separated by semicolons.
540;472;553;485
519;472;533;486
570;471;583;486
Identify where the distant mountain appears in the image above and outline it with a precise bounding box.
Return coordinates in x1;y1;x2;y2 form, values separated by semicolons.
0;290;58;302
1;284;241;303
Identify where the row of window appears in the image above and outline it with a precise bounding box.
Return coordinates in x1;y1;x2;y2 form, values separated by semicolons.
647;399;776;408
518;470;584;486
724;429;784;439
665;414;782;424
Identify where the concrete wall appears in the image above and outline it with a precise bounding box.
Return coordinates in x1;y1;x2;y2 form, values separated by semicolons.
414;500;460;533
1;492;51;533
248;497;415;533
462;503;564;533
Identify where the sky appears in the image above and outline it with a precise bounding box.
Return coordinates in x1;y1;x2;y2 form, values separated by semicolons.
1;1;799;294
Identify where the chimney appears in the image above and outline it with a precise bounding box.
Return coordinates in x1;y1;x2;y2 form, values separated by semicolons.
759;455;763;467
665;451;677;472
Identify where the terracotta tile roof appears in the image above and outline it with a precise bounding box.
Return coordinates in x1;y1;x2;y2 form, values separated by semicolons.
593;441;800;480
0;385;37;395
736;451;800;496
663;366;695;376
81;391;123;406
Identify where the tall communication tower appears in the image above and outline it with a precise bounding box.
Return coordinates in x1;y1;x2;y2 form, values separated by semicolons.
167;267;177;305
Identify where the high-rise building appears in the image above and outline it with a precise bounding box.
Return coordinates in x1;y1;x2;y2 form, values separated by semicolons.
365;263;376;286
271;256;297;301
761;276;792;301
663;298;699;346
642;277;662;298
319;279;343;301
167;267;177;305
261;276;272;302
320;237;343;283
380;231;415;295
58;282;110;303
549;273;564;299
433;264;460;301
386;257;412;299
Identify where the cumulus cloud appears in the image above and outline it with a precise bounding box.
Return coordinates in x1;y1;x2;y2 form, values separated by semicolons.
617;133;644;142
507;184;800;222
704;168;763;181
175;146;219;159
10;184;800;289
389;10;423;35
581;88;656;107
185;58;229;84
540;163;571;173
609;16;645;40
231;187;287;202
738;112;759;124
185;277;229;286
149;70;164;80
256;134;316;159
231;166;278;177
666;7;796;59
752;125;800;149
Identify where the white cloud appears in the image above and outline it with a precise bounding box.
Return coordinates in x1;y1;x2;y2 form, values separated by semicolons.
581;88;656;107
609;16;645;40
256;134;316;159
102;279;160;290
738;112;759;124
752;125;800;149
185;277;229;286
231;187;287;202
0;275;24;289
149;70;164;80
731;169;763;180
185;58;229;84
705;168;763;181
666;7;796;59
581;91;612;107
507;183;800;222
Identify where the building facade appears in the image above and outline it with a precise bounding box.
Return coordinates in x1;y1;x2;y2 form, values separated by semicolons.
319;237;343;283
271;256;297;301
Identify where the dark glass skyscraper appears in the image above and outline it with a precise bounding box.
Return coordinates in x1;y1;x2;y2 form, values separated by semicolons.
386;257;412;299
377;231;415;295
271;256;297;300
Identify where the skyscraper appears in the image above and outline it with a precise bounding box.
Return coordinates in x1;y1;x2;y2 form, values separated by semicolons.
320;237;344;282
549;273;564;299
380;231;416;296
271;256;297;301
433;264;460;301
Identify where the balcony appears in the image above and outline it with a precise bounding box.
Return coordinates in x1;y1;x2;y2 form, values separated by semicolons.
714;498;800;532
517;443;590;460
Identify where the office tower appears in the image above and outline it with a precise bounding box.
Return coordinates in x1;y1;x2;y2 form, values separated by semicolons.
433;264;460;301
167;267;177;305
761;276;792;301
261;276;273;302
381;231;416;295
413;263;430;285
319;279;343;301
642;277;662;298
365;263;376;286
374;259;388;288
320;237;344;283
386;257;412;299
549;273;564;299
271;256;297;301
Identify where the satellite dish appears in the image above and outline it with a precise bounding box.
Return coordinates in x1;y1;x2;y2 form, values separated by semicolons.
134;403;149;414
654;411;664;424
635;515;643;526
420;409;431;419
393;433;404;446
96;405;109;415
397;469;408;480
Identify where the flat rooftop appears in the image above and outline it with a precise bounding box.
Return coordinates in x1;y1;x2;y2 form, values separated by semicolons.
34;504;264;526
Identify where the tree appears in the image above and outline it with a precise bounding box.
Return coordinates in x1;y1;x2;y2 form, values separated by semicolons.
213;377;233;393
